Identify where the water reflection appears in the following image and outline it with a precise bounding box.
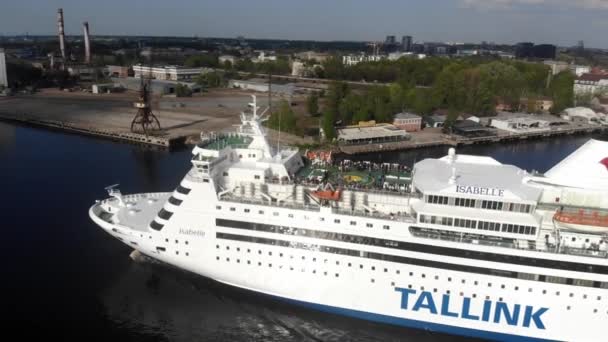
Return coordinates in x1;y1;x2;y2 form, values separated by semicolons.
100;262;462;342
0;122;15;154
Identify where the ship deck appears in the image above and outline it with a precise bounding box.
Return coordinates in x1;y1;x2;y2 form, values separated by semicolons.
100;192;170;232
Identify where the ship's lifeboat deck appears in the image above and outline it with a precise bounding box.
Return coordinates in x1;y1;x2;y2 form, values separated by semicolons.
553;209;608;232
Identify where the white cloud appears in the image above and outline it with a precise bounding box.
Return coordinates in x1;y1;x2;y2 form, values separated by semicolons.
462;0;608;10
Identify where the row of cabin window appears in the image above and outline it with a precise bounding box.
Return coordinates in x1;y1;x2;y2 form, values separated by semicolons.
215;205;390;230
217;247;608;306
222;171;261;180
215;238;608;292
419;214;536;235
426;195;532;213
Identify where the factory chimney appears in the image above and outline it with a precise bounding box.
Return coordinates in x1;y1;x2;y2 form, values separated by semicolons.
57;8;66;61
83;21;91;64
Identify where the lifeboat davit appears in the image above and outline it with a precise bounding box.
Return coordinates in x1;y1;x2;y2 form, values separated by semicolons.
553;209;608;233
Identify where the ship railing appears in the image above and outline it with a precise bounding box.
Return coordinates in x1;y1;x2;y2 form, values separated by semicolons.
411;228;608;259
264;178;420;198
220;195;321;212
332;207;415;223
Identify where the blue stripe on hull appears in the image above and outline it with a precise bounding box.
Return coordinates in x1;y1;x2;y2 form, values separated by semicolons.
268;295;558;342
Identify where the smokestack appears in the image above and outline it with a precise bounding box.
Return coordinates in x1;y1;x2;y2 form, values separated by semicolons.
83;21;91;64
57;8;66;61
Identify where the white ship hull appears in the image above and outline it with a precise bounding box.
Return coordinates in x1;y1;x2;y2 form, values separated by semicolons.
89;192;608;342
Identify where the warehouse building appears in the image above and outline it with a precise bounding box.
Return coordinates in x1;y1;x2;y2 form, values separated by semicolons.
337;123;410;145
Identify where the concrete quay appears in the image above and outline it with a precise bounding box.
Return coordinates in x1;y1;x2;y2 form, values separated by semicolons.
339;125;608;155
0;89;262;148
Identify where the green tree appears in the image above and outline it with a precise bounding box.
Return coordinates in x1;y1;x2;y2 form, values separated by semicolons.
321;108;336;141
267;100;297;134
196;71;224;88
184;54;219;68
175;84;192;97
549;71;574;114
306;93;319;116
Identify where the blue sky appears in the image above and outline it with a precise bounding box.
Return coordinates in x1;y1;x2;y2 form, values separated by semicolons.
2;0;608;48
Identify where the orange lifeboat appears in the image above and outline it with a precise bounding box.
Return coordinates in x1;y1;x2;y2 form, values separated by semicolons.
553;209;608;233
311;184;342;201
311;189;342;201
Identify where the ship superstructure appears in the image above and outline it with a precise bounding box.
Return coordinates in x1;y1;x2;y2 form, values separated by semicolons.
90;96;608;342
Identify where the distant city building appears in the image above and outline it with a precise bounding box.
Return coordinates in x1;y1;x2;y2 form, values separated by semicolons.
342;54;383;66
113;77;201;95
106;65;131;78
520;97;554;114
132;64;209;81
67;65;96;81
515;42;535;58
401;35;412;52
0;49;7;87
516;42;556;59
571;65;591;77
451;120;495;137
393;112;422;132
385;35;396;45
228;79;294;95
574;73;608;95
252;51;277;63
219;55;238;66
533;44;557;59
294;51;331;63
387;52;426;60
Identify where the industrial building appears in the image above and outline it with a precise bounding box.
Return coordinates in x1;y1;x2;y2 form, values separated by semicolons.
0;49;7;88
228;79;294;95
113;77;201;95
67;65;96;81
342;54;383;66
562;107;607;125
337;123;410;145
423;114;447;128
132;65;210;82
392;112;422;132
490;116;551;133
451;120;495;137
106;65;131;78
574;74;608;95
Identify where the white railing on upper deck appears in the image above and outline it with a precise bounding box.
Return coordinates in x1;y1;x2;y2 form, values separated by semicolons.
410;228;608;259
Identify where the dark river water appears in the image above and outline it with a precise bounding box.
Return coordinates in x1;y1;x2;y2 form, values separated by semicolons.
0;122;604;341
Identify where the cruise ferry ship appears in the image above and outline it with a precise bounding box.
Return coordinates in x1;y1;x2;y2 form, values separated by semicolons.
90;96;608;342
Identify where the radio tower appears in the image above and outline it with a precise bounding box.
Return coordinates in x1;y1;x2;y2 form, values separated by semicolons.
130;73;161;136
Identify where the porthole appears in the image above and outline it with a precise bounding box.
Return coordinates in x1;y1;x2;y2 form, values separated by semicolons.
472;294;477;298
348;263;352;267
391;282;395;286
335;273;339;278
371;279;375;283
247;260;251;264
515;286;519;291
488;283;492;287
433;288;437;293
216;256;219;260
258;262;262;266
226;257;229;261
384;268;388;273
268;264;272;267
408;284;412;289
336;261;340;265
448;277;452;282
237;247;240;251
185;252;189;256
324;272;328;276
570;293;574;297
216;245;219;249
269;251;272;256
371;266;375;271
460;292;464;297
543;290;547;294
422;274;426;278
567;306;571;310
501;284;505;289
258;250;262;254
462;279;466;284
409;272;414;276
360;265;364;269
396;270;400;274
226;246;230;250
556;291;560;296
